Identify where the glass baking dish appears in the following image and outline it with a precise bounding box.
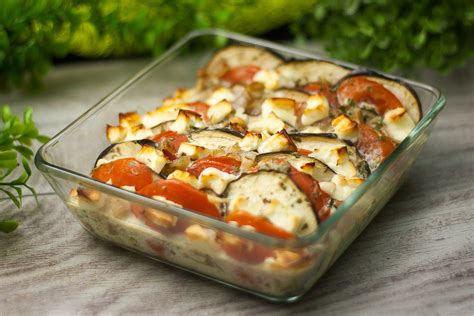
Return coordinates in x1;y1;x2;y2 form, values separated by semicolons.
35;29;445;302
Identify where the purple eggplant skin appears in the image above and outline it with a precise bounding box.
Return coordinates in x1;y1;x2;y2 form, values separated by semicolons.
335;70;422;122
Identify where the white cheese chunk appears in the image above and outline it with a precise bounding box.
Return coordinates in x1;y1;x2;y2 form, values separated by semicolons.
253;69;281;90
239;132;262;151
247;113;285;134
106;125;127;143
301;94;329;126
199;167;237;195
118;112;141;128
257;131;295;154
309;146;357;178
207;100;233;124
383;107;416;143
261;98;297;127
320;175;363;200
206;87;235;106
177;142;209;159
331;114;358;142
135;146;167;174
169;110;205;134
142;104;191;128
167;170;200;189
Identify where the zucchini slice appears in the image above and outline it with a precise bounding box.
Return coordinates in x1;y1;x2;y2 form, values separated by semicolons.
225;171;317;236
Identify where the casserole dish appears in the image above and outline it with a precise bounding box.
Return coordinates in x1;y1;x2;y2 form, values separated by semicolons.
35;29;445;302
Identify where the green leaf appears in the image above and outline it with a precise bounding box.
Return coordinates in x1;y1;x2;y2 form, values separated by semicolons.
0;220;18;233
2;106;12;123
13;145;34;160
0;188;21;208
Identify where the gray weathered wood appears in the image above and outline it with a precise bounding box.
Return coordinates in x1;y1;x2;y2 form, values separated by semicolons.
0;55;473;315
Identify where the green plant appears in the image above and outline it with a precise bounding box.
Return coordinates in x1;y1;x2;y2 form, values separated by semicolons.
291;0;474;72
0;105;48;233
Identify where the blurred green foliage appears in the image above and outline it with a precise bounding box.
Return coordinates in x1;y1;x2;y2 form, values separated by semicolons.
0;0;473;90
292;0;474;72
0;105;48;233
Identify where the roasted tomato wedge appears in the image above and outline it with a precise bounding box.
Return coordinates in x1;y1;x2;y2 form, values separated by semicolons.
337;77;402;115
187;156;241;177
357;123;396;169
137;179;220;218
217;232;273;265
288;167;333;222
220;65;260;84
91;158;153;191
150;131;188;160
226;211;294;239
303;82;338;107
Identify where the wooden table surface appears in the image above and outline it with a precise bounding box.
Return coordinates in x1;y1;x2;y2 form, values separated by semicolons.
1;52;473;315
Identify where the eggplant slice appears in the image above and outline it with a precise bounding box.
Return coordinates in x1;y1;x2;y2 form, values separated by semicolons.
256;152;336;182
225;171;317;236
276;60;351;86
188;129;243;150
205;45;284;78
270;88;310;104
290;133;370;179
336;72;422;123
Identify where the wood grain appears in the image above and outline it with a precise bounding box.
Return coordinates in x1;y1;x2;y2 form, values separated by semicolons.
0;54;473;315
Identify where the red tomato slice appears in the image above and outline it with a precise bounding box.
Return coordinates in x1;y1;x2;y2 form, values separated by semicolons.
288;167;333;222
91;158;153;191
226;211;294;239
150;131;188;160
187;156;241;177
337;77;402;115
220;65;260;84
138;179;220;218
217;232;273;265
303;82;338;107
357;123;396;165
